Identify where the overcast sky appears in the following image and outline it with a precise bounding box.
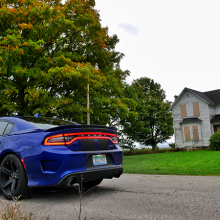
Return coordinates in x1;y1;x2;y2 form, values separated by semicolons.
95;0;220;102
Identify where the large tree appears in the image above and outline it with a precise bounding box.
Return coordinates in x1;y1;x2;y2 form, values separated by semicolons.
0;0;136;124
120;77;173;150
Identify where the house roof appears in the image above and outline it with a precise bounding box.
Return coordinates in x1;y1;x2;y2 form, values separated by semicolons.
204;89;220;105
169;87;220;110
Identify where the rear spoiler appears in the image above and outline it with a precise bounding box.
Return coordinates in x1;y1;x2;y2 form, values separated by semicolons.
44;124;117;132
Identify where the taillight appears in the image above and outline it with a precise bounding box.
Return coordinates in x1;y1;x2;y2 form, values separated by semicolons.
44;132;118;146
44;134;66;145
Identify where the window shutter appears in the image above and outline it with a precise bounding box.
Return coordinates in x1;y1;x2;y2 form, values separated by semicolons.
184;126;191;141
180;104;187;118
193;102;200;116
192;125;199;141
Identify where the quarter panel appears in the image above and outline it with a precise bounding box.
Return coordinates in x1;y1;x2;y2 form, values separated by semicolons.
11;132;46;152
0;136;5;152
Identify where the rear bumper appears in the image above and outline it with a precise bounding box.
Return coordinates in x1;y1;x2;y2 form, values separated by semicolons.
20;144;123;187
56;167;123;186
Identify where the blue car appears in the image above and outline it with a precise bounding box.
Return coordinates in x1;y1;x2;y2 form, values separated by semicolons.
0;116;123;199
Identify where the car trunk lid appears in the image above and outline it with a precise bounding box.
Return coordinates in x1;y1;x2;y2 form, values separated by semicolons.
44;125;118;151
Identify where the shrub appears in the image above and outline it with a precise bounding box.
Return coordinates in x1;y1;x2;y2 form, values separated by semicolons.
168;143;175;149
209;130;220;151
123;147;180;156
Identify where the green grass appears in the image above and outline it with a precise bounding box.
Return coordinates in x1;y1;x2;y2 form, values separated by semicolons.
123;150;220;176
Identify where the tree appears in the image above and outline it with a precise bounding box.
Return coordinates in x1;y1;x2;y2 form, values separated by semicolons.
120;77;174;150
0;0;136;125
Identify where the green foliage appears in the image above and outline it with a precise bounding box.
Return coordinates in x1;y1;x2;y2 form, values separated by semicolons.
120;77;174;150
169;142;175;149
209;130;220;151
118;131;136;150
174;95;179;100
0;0;136;125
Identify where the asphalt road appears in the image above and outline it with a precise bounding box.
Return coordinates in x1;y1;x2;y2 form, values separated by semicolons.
1;174;220;220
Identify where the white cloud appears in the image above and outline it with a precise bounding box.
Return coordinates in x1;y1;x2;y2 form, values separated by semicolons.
117;23;139;35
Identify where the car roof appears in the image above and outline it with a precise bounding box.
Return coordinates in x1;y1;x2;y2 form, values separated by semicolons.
0;117;38;133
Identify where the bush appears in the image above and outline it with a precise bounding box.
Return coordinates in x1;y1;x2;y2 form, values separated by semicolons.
168;143;175;149
123;147;180;156
209;131;220;151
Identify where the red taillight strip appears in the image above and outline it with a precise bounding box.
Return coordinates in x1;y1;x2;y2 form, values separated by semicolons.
65;136;115;145
64;132;118;144
44;132;118;146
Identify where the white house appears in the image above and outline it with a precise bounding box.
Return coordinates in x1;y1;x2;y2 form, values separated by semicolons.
169;88;220;149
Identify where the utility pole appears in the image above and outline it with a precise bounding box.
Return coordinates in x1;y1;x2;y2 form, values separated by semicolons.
87;84;90;125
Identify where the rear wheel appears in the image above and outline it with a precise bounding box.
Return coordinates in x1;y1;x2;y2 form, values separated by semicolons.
0;154;29;200
83;179;103;188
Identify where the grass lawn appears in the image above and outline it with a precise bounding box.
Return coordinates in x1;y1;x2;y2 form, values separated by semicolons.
123;150;220;176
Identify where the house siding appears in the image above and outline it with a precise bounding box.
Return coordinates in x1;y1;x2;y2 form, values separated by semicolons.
198;99;211;147
209;105;215;135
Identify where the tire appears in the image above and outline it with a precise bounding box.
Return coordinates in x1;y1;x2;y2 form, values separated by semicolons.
0;154;29;200
83;179;103;188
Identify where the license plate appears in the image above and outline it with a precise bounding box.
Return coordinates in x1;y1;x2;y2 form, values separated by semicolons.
92;155;107;166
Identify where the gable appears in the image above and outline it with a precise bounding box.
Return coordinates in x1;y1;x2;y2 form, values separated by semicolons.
169;87;215;111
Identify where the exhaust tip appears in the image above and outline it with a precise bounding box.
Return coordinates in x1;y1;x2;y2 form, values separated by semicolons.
67;177;77;186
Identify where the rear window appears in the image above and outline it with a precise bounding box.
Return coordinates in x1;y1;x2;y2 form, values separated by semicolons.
18;117;78;130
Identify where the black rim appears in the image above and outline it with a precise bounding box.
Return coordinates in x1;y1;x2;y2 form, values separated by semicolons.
1;159;19;195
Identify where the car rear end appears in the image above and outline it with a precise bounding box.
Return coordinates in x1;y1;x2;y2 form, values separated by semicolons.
19;119;123;187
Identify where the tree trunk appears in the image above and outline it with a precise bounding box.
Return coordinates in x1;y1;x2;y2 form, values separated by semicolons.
152;144;157;151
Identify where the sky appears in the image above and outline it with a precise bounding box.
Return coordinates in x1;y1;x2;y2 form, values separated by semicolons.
95;0;220;102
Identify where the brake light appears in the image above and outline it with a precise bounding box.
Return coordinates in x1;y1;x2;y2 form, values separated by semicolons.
44;134;66;145
44;132;118;146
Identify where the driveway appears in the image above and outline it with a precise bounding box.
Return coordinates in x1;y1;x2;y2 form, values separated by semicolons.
1;174;220;219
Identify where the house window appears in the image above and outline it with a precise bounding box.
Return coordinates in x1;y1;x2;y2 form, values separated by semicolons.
180;104;187;118
193;102;200;116
192;125;199;141
184;126;191;141
213;125;220;133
